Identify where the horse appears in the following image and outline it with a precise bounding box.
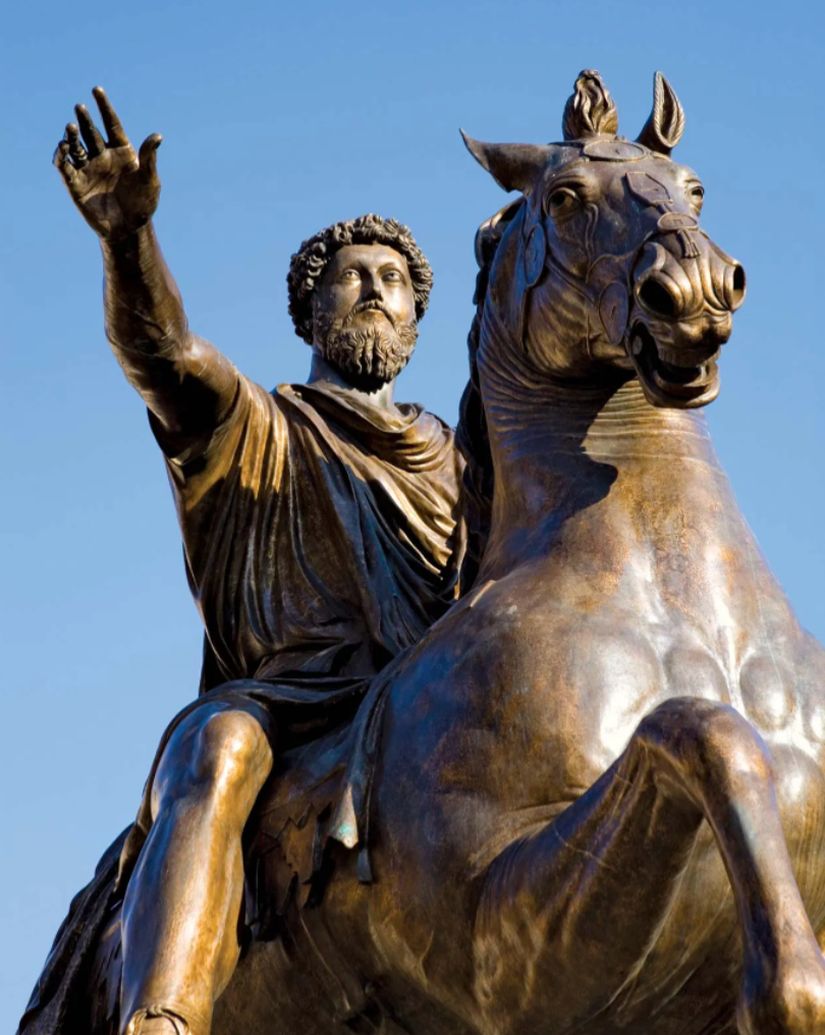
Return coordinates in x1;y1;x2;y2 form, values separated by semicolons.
37;70;825;1035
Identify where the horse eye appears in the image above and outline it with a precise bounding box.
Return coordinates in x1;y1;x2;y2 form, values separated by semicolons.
690;185;705;205
547;189;578;216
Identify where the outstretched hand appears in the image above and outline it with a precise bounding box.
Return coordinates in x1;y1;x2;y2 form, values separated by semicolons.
54;87;162;240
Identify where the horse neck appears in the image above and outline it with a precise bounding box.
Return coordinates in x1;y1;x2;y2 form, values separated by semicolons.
475;302;744;581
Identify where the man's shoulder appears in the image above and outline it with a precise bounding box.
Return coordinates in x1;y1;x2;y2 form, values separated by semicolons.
398;403;458;449
405;404;454;436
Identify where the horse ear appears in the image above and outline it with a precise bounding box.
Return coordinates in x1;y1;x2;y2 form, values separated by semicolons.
461;131;552;194
637;71;685;155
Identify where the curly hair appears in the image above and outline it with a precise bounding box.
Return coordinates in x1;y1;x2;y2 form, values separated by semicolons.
287;214;433;344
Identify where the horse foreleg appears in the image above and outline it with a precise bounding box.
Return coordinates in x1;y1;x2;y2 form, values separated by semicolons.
473;697;825;1035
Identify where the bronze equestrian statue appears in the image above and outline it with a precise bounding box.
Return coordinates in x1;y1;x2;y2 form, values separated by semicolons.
22;70;825;1035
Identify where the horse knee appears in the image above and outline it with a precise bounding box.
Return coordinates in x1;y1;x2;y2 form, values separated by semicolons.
153;707;273;814
637;697;773;787
737;957;825;1035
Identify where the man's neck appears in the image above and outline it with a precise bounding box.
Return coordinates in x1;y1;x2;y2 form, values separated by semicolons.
307;353;398;412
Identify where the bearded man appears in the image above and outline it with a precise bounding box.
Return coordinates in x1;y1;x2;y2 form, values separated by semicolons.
22;89;464;1035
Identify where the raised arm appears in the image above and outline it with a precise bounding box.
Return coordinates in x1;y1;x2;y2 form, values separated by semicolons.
54;88;237;444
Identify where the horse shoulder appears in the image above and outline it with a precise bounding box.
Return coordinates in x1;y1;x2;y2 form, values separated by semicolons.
386;580;664;807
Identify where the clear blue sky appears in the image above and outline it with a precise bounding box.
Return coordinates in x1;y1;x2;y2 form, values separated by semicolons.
2;0;824;1025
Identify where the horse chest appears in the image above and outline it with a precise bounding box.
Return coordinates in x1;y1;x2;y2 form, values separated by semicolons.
458;580;824;805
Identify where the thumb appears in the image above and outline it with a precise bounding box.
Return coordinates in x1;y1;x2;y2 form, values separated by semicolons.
138;133;163;181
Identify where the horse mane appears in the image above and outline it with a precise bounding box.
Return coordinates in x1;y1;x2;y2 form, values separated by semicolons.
456;199;523;591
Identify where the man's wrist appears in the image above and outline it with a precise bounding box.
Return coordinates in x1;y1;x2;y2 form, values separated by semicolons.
100;220;156;259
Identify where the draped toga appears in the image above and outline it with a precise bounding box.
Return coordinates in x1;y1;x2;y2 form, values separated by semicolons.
168;375;466;693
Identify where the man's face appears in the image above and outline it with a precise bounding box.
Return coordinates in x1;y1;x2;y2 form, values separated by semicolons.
312;243;418;391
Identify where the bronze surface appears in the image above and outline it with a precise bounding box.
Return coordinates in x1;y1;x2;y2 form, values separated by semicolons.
20;72;825;1035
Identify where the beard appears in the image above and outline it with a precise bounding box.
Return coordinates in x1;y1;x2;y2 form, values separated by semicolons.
314;305;418;391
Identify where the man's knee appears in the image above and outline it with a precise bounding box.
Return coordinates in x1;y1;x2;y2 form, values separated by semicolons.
152;706;273;814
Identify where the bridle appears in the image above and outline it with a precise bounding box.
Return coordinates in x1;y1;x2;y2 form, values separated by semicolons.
515;149;708;358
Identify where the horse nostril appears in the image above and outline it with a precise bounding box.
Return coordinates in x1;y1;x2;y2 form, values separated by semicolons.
639;276;680;319
727;264;746;311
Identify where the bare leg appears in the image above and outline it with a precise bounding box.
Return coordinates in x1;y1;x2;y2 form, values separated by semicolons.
120;704;274;1035
473;698;825;1035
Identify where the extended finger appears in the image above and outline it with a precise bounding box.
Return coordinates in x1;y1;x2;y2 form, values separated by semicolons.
75;103;105;157
92;86;128;147
138;133;163;180
53;139;78;184
66;123;88;167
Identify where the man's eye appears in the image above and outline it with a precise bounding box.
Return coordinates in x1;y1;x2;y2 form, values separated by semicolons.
340;270;360;281
383;270;402;282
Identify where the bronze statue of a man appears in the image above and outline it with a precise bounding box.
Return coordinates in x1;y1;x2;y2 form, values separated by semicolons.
28;88;464;1035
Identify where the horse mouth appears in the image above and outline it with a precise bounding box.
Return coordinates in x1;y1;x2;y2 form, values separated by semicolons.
628;322;720;408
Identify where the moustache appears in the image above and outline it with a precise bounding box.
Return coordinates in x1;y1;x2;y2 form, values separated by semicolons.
344;300;397;329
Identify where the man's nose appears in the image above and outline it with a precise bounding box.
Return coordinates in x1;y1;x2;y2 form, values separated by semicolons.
360;272;383;301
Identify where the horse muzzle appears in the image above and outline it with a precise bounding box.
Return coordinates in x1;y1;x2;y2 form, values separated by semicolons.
627;235;746;408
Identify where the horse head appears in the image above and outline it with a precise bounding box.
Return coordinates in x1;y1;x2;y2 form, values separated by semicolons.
464;69;746;408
